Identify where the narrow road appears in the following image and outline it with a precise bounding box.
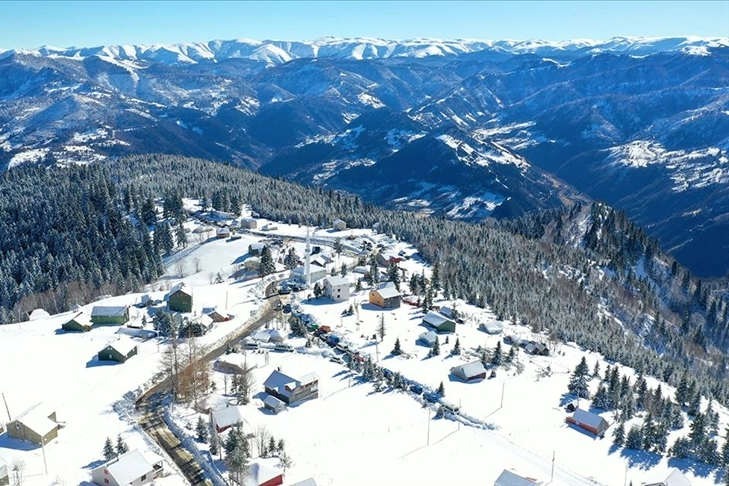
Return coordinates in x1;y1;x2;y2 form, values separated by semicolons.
136;282;281;485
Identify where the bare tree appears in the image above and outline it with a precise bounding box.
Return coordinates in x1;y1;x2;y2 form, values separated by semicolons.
254;424;272;458
175;259;187;278
233;360;256;405
161;338;181;402
179;335;210;407
278;450;293;473
11;459;26;486
193;257;202;273
377;314;386;341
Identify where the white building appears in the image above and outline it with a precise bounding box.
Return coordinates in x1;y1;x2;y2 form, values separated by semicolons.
91;449;164;486
323;275;350;302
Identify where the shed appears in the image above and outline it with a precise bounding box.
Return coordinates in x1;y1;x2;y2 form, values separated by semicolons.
417;330;438;347
6;403;58;446
332;219;347;231
91;449;164;486
62;311;92;332
98;337;138;363
566;408;610;437
268;328;286;343
239;218;258;229
244;460;284;486
642;467;692;486
422;311;456;333
249;243;267;255
207;310;229;322
479;321;504;335
263;394;286;414
369;281;401;309
91;305;130;325
167;282;193;313
252;329;271;343
451;361;488;382
211;406;249;433
217;227;231;239
494;469;543;486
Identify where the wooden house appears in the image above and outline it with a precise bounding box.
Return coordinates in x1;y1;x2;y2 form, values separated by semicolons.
216;226;231;239
332;219;347;231
263;370;319;405
422;311;456;333
91;449;164;486
6;403;59;446
62;311;92;332
369;282;401;309
263;395;286;414
211;406;249;433
98;337;138;363
167;282;193;313
245;460;284;486
566;408;609;437
239;218;257;229
91;305;129;325
249;242;267;256
450;361;488;382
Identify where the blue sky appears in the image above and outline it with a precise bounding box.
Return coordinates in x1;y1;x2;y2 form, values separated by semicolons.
1;1;727;49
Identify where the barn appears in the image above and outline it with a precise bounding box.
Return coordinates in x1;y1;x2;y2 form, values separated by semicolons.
6;403;59;446
422;311;456;333
98;337;138;363
369;282;401;309
91;305;130;325
566;408;609;437
62;311;92;332
450;361;488;382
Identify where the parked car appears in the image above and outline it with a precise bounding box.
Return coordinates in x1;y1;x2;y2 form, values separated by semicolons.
423;392;440;403
274;343;295;352
282;304;292;314
409;384;424;395
329;356;345;364
278;286;292;295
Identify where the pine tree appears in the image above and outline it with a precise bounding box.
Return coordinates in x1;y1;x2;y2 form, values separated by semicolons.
722;426;729;466
568;356;591;399
267;436;277;458
209;428;220;456
592;360;601;378
612;421;625;447
592;385;610;410
452;337;461;355
258;245;275;277
625;424;643;450
115;434;129;456
437;381;445;397
429;336;440;357
491;341;503;366
196;416;209;442
391;337;402;356
103;437;116;461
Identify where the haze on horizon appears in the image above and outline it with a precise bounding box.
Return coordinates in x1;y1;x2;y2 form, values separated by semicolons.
1;0;728;51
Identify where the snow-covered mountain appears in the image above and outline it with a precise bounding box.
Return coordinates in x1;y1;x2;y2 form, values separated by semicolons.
1;36;728;276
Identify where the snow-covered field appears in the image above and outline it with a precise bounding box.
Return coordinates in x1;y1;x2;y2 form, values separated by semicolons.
0;209;727;485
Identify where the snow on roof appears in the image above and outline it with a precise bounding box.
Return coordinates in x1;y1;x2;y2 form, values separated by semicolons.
480;321;504;332
212;406;249;430
570;408;607;429
298;372;318;385
263;394;285;408
169;282;193;296
642;467;691;486
373;281;400;299
252;329;271;342
417;330;437;344
324;275;349;287
29;309;50;320
288;479;318;486
453;361;487;378
494;469;543;486
67;311;91;327
423;311;451;327
264;370;299;398
96;449;155;486
14;402;57;438
105;336;138;356
91;305;128;316
269;328;285;340
245;460;283;486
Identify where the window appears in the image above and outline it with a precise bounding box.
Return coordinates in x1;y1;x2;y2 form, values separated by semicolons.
104;479;109;484
141;474;147;481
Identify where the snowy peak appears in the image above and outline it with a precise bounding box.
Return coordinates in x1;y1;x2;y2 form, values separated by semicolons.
5;36;728;66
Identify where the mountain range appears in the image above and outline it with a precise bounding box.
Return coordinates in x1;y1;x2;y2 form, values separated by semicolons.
1;36;728;276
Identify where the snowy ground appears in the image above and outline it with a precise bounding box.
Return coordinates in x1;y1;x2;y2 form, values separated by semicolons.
0;211;727;485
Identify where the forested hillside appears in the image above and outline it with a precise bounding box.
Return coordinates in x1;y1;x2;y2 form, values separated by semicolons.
1;155;728;408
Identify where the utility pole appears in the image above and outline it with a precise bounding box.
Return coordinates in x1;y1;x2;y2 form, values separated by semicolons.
1;392;11;422
551;451;555;482
427;408;431;446
500;382;505;409
458;398;462;431
42;437;48;474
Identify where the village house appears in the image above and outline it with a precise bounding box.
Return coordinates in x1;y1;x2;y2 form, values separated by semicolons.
263;370;319;405
641;467;692;486
249;242;267;256
323;275;350;302
450;361;488;382
216;226;231;239
494;469;543;486
167;282;193;313
91;449;164;486
422;311;456;333
91;305;130;326
61;311;92;332
291;266;327;284
566;408;610;437
211;405;249;433
6;403;59;446
479;321;504;335
98;337;138;363
375;252;404;267
369;281;401;309
332;219;347;231
245;460;284;486
239;218;257;229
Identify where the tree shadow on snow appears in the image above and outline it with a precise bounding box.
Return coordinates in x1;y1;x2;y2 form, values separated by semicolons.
667;457;717;479
619;447;662;470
